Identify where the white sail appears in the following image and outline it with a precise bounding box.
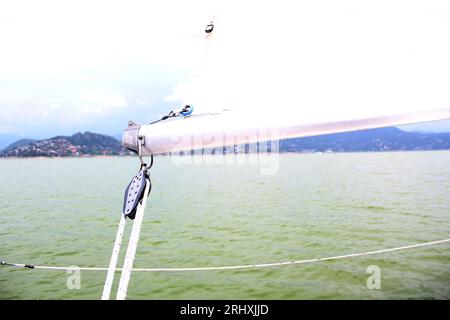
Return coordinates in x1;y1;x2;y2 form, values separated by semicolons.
124;0;450;154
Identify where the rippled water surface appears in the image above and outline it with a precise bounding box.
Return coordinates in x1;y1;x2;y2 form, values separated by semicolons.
0;152;449;299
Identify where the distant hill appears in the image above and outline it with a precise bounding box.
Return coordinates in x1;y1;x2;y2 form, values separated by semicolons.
0;132;132;157
1;127;449;157
0;134;23;151
279;127;450;152
1;139;36;153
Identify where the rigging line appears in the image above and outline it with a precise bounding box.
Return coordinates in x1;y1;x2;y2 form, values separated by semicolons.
147;12;218;126
198;14;216;76
2;238;449;273
148;105;194;125
116;177;151;300
101;214;126;300
102;139;152;300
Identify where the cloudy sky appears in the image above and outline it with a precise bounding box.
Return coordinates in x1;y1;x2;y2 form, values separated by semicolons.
0;0;218;138
0;0;449;139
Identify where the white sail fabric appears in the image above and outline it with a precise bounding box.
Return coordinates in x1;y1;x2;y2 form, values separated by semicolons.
125;0;450;154
169;0;450;121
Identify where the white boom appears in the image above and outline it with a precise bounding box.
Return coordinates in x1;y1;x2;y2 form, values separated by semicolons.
122;107;450;155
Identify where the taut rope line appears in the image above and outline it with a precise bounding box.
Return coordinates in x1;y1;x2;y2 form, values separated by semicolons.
2;238;449;273
100;137;153;300
116;178;151;300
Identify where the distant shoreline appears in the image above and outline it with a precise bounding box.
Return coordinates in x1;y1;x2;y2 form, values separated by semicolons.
2;127;450;157
1;149;449;160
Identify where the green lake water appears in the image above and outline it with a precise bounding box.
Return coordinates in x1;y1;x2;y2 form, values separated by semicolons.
0;151;449;299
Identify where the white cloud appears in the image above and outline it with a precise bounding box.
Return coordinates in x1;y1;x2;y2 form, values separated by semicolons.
0;124;15;134
1;0;450;136
0;0;218;77
79;92;127;111
0;0;218;134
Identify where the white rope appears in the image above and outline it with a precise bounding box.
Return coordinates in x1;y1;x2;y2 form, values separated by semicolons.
101;214;126;300
116;178;151;300
3;238;449;273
